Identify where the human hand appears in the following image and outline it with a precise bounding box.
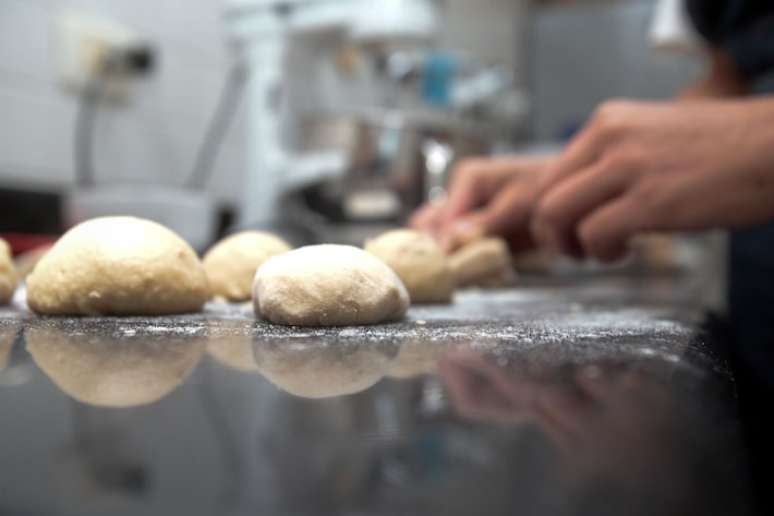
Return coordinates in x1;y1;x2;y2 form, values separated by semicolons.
410;156;553;252
531;98;774;261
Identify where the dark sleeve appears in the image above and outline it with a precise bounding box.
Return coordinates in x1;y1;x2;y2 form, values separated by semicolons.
686;0;774;80
725;17;774;80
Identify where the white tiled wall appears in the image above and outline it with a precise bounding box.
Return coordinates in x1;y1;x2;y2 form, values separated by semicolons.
0;0;246;203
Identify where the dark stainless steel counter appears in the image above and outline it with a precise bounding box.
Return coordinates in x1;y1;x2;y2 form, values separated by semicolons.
0;276;753;515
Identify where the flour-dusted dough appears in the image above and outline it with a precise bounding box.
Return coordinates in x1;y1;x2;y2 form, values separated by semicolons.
203;231;291;302
253;340;397;398
449;237;515;288
27;217;210;315
254;244;409;326
365;229;454;304
26;321;206;407
0;238;17;305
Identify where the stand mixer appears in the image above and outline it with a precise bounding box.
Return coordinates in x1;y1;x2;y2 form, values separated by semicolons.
224;0;441;229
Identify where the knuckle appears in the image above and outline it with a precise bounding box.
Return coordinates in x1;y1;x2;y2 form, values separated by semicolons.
592;100;633;139
631;179;670;215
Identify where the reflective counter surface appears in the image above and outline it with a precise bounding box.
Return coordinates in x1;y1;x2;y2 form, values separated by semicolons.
0;277;753;516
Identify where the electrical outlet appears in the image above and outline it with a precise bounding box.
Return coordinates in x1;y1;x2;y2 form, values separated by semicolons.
57;12;149;101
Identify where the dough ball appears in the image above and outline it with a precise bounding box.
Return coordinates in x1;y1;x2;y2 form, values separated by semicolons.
365;229;454;304
26;320;206;407
449;237;515;288
0;238;17;305
253;340;397;399
27;216;210;316
254;244;409;326
203;231;291;302
13;244;52;279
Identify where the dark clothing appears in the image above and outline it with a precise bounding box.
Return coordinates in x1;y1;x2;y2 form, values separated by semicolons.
687;0;774;81
686;2;774;514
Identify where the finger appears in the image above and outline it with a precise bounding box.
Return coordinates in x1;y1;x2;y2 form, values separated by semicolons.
531;158;632;256
442;166;487;224
576;195;647;262
439;179;536;252
537;118;608;196
439;215;487;252
409;201;445;236
442;157;546;225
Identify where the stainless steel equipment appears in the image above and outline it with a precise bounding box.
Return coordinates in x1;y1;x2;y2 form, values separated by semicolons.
343;109;491;220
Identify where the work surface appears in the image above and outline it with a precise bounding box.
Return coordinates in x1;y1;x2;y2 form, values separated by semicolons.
0;275;754;516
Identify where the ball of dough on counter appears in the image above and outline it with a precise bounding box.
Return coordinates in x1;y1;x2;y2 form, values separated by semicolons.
449;237;515;288
365;229;454;304
0;238;18;305
27;216;210;316
253;244;409;326
203;231;291;302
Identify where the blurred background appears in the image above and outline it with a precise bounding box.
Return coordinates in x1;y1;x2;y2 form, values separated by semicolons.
0;0;712;289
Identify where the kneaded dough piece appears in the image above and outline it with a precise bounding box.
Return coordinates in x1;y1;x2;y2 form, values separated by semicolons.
0;239;17;305
203;231;291;302
449;237;515;288
27;216;210;316
254;244;409;326
365;229;454;304
13;244;52;279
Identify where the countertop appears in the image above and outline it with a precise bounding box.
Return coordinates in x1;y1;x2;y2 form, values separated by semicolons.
0;274;754;516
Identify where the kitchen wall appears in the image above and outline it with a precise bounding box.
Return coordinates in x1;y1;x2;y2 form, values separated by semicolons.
440;0;529;86
530;0;704;141
0;0;246;203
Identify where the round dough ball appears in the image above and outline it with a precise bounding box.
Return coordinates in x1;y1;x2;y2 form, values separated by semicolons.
254;244;409;326
254;340;397;399
203;231;291;302
26;320;206;407
0;238;17;305
27;217;210;316
365;229;454;304
449;237;515;288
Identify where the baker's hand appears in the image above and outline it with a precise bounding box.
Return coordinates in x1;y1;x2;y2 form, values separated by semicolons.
531;98;774;261
410;156;552;252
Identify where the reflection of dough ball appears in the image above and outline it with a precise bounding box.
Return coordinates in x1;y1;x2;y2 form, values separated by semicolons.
449;238;515;288
365;229;454;304
203;231;291;302
254;245;409;326
0;322;19;371
26;323;206;407
0;239;17;305
387;341;444;379
207;322;257;372
27;217;210;315
253;340;396;398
